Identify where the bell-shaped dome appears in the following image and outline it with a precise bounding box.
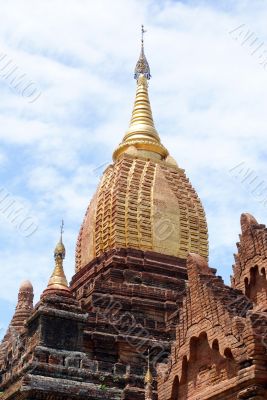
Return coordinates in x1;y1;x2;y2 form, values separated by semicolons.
19;280;33;292
76;152;208;272
75;38;208;272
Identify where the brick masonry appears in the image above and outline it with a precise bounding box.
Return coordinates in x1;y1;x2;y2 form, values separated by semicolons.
0;248;187;399
158;214;267;400
0;215;266;399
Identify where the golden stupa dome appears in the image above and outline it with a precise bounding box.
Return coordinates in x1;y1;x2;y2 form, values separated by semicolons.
75;32;208;272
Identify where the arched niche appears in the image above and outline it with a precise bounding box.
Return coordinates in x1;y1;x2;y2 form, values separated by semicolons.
176;333;237;399
171;375;179;400
245;265;267;305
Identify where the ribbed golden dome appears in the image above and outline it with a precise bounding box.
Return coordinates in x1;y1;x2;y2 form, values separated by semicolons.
76;153;208;271
75;32;208;272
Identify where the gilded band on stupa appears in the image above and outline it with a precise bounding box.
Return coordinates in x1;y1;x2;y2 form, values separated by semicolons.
75;26;208;272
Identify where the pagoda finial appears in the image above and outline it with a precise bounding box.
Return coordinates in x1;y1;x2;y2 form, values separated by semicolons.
141;24;146;45
113;26;168;161
145;348;153;384
45;220;70;292
144;348;153;400
60;219;64;243
134;24;151;80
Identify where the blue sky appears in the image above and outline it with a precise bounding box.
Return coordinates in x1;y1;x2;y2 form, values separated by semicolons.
1;0;267;338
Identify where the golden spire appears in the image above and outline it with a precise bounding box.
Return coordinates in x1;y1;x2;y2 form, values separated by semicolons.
144;348;153;400
113;25;168;161
144;348;153;384
46;220;70;292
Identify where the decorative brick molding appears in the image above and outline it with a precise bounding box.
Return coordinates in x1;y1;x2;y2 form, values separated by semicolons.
232;213;267;312
158;244;267;400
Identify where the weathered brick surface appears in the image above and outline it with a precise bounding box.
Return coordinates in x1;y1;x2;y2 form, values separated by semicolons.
158;215;267;400
71;248;187;399
232;213;267;311
0;248;187;400
0;281;33;370
1;216;266;399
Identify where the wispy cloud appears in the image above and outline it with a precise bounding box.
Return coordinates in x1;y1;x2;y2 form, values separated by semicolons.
0;52;42;103
0;186;38;237
229;23;267;70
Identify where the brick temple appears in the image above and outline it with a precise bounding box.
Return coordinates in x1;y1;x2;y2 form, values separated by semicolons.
0;29;266;400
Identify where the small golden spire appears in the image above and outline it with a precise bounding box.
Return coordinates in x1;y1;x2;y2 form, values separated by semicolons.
145;365;153;385
113;25;168;161
145;348;153;384
46;220;70;292
144;349;153;400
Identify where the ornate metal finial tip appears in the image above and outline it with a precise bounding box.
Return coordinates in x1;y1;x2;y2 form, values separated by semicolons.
134;24;151;80
144;347;153;384
141;24;146;44
60;220;64;242
54;220;66;260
